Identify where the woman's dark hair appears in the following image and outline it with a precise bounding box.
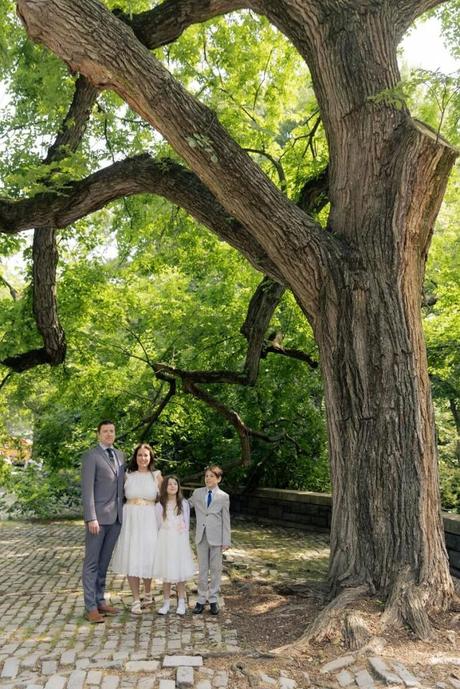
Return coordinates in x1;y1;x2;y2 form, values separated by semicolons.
158;475;183;519
126;443;156;473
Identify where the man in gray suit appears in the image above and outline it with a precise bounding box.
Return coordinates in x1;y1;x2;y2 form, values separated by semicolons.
81;420;124;623
189;465;231;615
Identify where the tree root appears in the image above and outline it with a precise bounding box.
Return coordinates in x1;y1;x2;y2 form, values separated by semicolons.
272;584;370;652
344;611;372;650
381;568;435;641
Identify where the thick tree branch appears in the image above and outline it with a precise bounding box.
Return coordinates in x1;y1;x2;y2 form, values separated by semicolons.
392;1;453;38
121;0;250;50
1;76;98;372
0;154;283;282
16;0;331;314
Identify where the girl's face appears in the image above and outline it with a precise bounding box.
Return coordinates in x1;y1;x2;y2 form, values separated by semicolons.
136;446;151;471
166;478;179;495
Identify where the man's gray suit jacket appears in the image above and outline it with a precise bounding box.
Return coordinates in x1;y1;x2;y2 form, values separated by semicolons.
81;445;124;524
190;487;231;547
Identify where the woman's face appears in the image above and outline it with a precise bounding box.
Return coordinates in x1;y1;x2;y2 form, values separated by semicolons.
136;446;151;471
166;478;179;495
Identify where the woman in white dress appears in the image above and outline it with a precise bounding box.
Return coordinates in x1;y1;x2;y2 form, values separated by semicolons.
111;443;162;615
154;475;196;615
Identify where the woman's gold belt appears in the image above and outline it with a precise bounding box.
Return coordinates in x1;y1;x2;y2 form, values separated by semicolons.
126;498;155;506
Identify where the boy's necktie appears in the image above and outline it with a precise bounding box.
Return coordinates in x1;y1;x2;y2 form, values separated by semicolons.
207;490;212;508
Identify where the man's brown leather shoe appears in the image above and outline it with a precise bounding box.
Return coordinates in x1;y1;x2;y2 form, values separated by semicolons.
98;603;119;616
85;609;105;623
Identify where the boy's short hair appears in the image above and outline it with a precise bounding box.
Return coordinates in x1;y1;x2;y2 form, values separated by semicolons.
205;465;223;479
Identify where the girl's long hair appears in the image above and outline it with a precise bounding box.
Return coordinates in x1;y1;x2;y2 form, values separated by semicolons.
126;443;156;473
158;475;184;519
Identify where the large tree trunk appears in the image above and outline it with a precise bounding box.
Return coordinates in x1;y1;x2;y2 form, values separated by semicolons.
259;3;457;637
15;0;457;639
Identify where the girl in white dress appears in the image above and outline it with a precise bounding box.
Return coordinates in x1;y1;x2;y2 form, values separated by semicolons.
111;444;162;615
154;475;196;615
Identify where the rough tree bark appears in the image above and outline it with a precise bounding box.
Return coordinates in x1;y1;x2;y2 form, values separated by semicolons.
14;0;458;639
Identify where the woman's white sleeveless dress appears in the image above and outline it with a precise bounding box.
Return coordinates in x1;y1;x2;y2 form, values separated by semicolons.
111;470;159;578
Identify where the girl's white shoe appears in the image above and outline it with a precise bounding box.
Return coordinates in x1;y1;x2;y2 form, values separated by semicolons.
157;600;170;615
176;599;186;616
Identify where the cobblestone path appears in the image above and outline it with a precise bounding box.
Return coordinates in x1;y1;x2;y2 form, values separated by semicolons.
0;520;459;689
1;519;321;689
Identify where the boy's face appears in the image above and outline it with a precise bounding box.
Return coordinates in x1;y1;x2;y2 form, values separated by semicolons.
205;470;220;490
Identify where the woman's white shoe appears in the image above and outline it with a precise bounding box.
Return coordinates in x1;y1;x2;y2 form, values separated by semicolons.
157;601;170;615
131;600;142;615
142;593;153;609
176;600;186;616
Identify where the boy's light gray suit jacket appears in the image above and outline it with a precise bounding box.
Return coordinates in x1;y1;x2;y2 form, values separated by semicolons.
190;486;231;547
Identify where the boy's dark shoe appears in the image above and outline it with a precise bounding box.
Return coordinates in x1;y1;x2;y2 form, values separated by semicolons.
193;602;205;614
210;602;219;615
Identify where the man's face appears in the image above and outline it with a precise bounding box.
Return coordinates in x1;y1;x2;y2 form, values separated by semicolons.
97;424;116;446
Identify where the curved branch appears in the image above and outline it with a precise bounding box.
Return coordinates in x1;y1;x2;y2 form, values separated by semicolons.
2;76;98;372
0;154;284;282
244;148;287;192
0;275;20;301
392;1;453;37
117;376;177;442
183;378;252;465
122;0;251;50
16;0;330;312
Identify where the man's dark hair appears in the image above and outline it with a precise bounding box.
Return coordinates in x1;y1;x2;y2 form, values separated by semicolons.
97;419;115;432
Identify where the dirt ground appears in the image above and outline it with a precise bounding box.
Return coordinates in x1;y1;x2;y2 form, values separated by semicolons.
222;518;460;688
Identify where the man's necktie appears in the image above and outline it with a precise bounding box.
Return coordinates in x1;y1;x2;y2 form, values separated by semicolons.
106;448;116;465
207;490;212;508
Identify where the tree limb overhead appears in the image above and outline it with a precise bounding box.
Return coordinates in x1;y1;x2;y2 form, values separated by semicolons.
0;154;283;283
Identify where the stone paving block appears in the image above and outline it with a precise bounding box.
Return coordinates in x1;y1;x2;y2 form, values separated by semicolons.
279;677;297;689
451;680;460;689
177;665;194;688
369;657;401;684
1;657;19;679
75;658;91;669
125;660;160;672
136;678;155;689
67;669;86;689
320;656;356;674
355;669;376;689
22;653;40;668
60;650;76;665
158;681;175;689
213;670;229;687
163;655;203;667
391;662;419;687
196;681;212;689
259;672;277;686
44;675;67;689
337;669;354;687
101;675;120;689
42;661;58;676
87;669;103;684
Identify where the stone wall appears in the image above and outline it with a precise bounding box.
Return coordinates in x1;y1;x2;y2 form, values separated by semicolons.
185;486;460;579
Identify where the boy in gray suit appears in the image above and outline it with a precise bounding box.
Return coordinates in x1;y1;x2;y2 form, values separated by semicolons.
81;420;124;623
189;465;231;615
